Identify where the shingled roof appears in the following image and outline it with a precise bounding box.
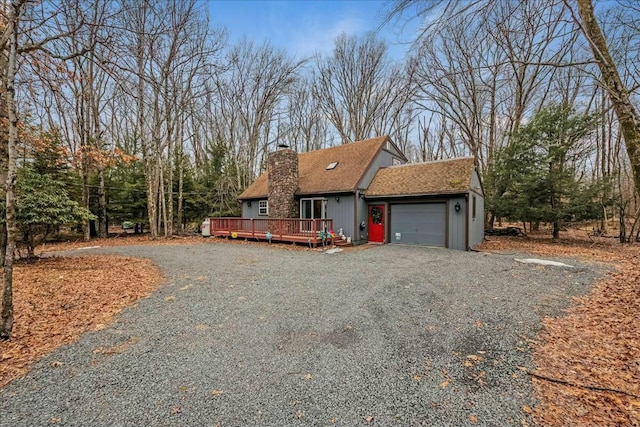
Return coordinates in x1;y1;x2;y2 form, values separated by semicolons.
239;136;401;199
365;157;476;198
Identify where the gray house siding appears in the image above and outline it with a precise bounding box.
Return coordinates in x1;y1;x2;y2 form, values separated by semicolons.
358;149;406;192
241;200;263;219
468;194;485;248
468;169;485;248
448;196;467;250
324;194;355;239
355;191;369;243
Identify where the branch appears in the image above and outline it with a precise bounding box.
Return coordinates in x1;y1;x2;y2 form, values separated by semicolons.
17;18;88;55
527;370;640;399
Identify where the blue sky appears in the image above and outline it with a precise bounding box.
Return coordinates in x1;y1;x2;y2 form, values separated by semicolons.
208;0;417;61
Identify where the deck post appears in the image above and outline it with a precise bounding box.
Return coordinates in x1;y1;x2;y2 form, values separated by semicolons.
312;219;317;248
251;218;255;238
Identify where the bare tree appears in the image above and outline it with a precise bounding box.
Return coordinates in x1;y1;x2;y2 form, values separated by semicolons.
208;39;304;187
313;33;414;144
278;76;330;152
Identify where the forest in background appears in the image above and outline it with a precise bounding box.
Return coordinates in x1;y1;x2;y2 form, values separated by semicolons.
0;0;639;245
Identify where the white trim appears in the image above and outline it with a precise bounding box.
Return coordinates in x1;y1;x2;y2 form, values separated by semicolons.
258;200;268;216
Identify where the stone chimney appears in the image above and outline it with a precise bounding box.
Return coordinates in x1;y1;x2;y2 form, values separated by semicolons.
267;146;299;218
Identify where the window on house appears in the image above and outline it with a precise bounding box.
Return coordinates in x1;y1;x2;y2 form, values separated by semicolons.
392;158;402;166
258;200;268;216
472;196;477;219
300;198;326;232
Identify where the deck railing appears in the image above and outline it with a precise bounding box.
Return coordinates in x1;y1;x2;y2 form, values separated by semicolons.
208;217;334;246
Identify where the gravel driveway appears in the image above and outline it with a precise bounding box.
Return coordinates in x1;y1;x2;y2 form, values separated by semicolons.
0;243;605;426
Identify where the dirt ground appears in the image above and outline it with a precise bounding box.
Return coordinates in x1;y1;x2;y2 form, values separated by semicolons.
1;229;638;426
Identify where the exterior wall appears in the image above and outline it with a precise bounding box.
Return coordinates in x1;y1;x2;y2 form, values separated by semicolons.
383;140;406;160
324;194;355;239
447;196;467;250
358;149;407;191
241;200;264;219
268;148;299;218
355;191;369;243
470;168;484;196
468;192;485;248
468;169;485;248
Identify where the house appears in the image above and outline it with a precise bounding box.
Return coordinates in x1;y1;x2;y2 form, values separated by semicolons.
235;136;484;250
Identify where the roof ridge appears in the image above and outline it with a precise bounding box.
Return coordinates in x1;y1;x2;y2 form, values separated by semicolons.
385;156;475;168
297;135;388;156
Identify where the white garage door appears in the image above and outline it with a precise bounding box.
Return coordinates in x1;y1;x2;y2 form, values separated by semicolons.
390;203;447;246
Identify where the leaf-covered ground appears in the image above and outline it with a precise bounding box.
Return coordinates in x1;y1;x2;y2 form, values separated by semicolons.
0;256;163;388
480;229;640;426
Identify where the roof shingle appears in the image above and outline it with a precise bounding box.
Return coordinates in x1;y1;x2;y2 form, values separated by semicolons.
239;136;392;199
365;157;476;197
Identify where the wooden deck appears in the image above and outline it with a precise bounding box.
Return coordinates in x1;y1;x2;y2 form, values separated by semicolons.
208;218;334;247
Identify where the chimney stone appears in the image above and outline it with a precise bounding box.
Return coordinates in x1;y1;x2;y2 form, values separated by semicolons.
267;148;299;218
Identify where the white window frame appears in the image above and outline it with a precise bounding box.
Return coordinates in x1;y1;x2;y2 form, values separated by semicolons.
258;200;268;216
299;198;326;232
392;157;402;166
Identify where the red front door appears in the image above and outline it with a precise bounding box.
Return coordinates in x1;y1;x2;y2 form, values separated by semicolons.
368;205;385;243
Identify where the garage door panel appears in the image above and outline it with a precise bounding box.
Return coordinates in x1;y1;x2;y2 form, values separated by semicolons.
391;203;446;246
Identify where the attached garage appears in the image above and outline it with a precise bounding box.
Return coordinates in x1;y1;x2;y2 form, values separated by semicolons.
364;157;485;250
390;203;446;246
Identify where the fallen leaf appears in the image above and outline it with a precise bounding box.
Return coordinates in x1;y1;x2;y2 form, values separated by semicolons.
196;324;209;330
440;378;450;388
164;296;175;302
522;405;533;414
302;373;313;381
49;417;61;424
469;415;478;423
364;415;375;423
211;390;224;397
413;374;422;382
171;406;181;414
295;410;304;419
49;361;62;368
474;320;483;328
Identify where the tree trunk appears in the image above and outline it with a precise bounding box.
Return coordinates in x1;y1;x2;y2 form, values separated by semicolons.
1;6;20;338
80;164;90;241
0;53;8;269
552;221;560;242
97;167;107;237
576;0;640;202
619;204;626;243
